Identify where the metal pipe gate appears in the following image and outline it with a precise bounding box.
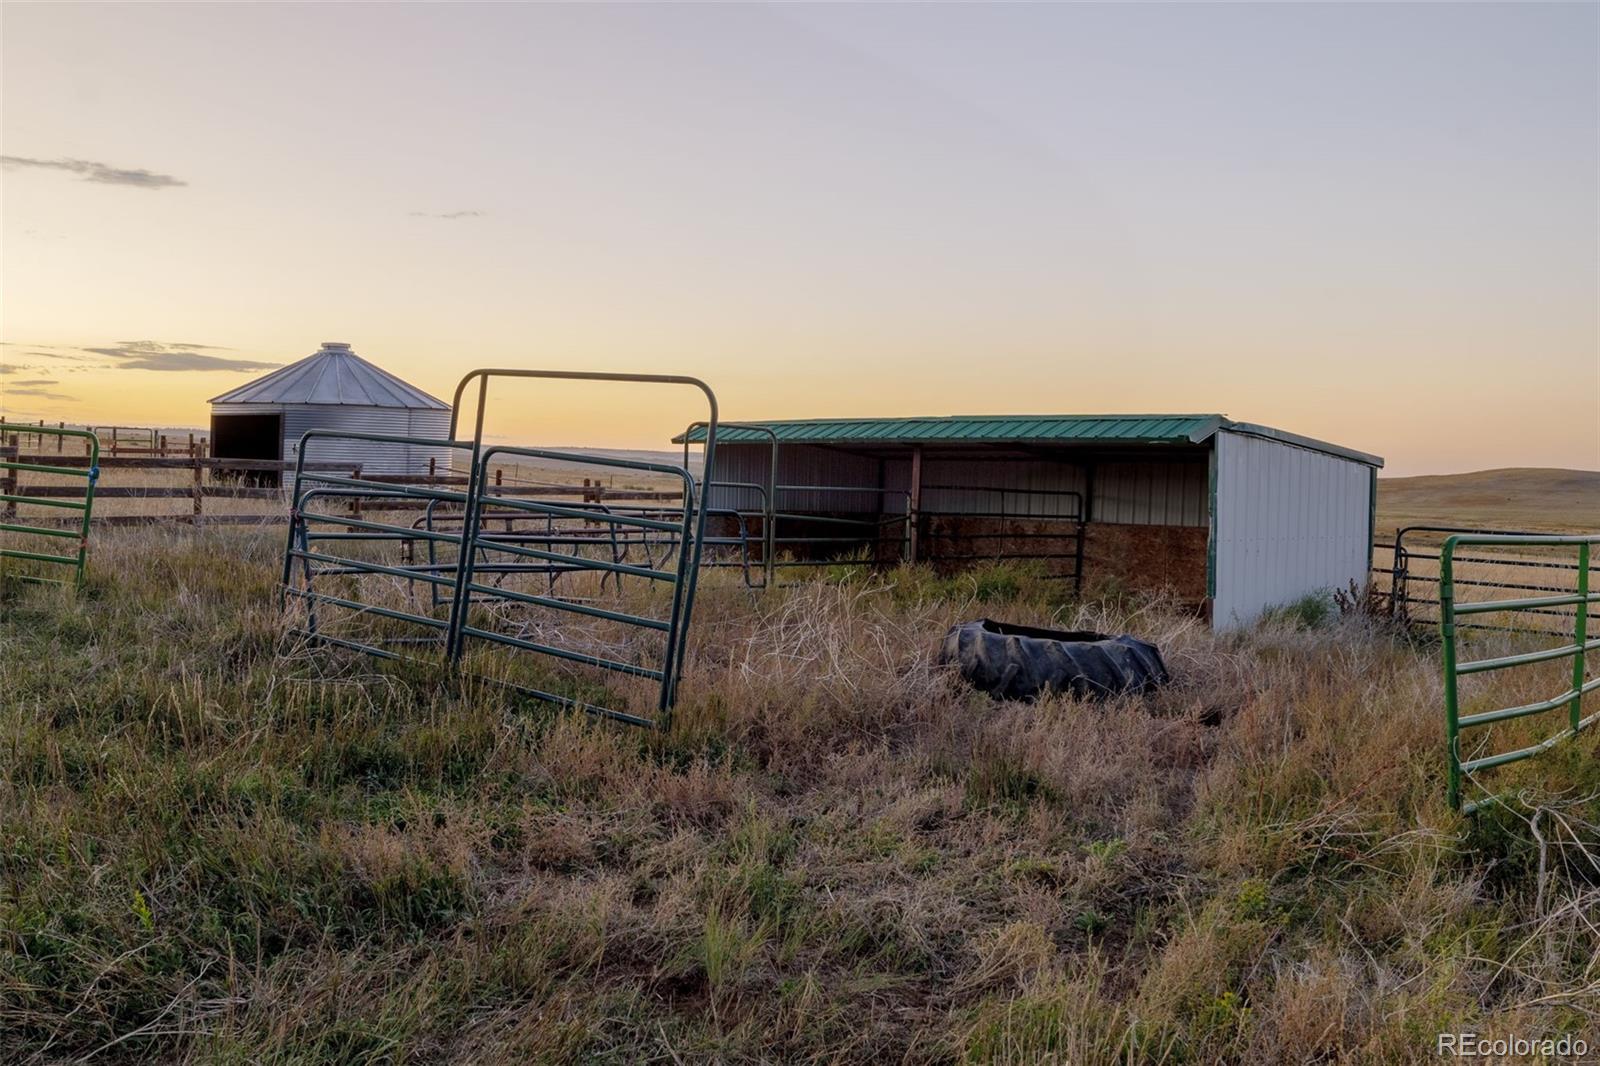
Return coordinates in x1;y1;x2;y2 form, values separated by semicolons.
0;423;101;590
918;485;1085;590
281;369;717;728
1438;533;1600;813
1380;525;1600;635
683;421;778;588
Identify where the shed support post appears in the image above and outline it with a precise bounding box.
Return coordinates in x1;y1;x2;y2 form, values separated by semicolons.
908;445;923;564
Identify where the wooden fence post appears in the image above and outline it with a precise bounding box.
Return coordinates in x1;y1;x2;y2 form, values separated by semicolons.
348;465;363;531
57;422;65;454
192;444;204;525
1;436;18;522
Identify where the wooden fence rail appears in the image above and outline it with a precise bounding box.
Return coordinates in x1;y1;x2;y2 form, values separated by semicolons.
1;439;681;529
3;421;208;457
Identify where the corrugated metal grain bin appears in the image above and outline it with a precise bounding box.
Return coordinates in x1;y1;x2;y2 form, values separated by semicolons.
208;342;450;482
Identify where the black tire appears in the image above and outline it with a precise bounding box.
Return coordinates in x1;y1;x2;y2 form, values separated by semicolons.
937;619;1168;702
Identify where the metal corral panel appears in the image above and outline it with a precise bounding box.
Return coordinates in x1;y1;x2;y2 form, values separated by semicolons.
1095;461;1208;527
261;405;453;475
1211;429;1376;628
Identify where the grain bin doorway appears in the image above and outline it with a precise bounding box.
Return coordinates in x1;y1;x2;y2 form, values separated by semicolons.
210;412;283;485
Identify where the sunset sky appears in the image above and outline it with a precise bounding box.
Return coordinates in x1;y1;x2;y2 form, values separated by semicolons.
2;3;1595;476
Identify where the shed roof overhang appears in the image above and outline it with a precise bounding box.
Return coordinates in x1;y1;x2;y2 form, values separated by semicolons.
676;414;1382;468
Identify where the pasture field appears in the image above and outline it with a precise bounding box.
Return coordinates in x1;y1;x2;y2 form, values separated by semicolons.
1376;467;1600;539
2;521;1598;1064
1371;467;1597;638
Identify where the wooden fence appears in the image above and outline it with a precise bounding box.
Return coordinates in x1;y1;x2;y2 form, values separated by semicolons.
5;421;207;458
0;437;680;528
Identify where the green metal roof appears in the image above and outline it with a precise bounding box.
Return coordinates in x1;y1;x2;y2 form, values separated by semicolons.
675;413;1384;467
676;414;1226;446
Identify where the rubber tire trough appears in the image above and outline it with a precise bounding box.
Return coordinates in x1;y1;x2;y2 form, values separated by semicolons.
938;619;1168;702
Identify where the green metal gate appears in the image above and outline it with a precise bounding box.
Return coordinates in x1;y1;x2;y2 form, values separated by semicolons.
683;420;778;588
281;369;718;729
1440;533;1600;813
0;423;100;590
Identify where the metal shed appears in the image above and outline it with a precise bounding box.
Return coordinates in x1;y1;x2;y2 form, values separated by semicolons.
677;414;1383;627
208;342;449;483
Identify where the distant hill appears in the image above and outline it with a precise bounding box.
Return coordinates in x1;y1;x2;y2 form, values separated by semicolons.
1377;467;1600;537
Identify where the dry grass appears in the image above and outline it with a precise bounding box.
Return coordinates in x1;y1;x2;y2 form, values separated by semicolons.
2;526;1599;1064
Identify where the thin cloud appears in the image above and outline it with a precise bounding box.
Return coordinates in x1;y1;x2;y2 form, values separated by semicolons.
30;349;96;362
11;379;60;386
5;385;76;402
2;155;186;189
0;344;90;361
410;209;485;220
80;341;280;372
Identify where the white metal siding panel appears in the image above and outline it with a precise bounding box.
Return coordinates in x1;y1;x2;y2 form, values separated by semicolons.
701;443;767;513
881;458;912;515
705;443;883;513
919;458;1087;517
1094;461;1208;526
705;446;1208;527
1211;430;1372;628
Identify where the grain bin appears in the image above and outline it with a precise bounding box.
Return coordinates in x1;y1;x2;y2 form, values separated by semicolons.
208;342;449;483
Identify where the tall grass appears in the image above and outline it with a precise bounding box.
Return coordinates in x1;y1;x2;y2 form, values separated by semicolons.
1;526;1597;1063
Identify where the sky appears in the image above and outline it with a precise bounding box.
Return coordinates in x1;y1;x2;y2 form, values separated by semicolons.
2;3;1595;477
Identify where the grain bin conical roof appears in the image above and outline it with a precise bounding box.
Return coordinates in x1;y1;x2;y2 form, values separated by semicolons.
208;342;448;409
